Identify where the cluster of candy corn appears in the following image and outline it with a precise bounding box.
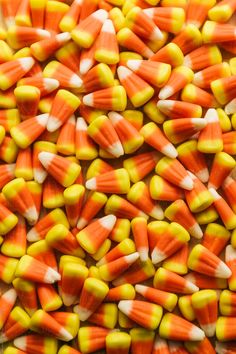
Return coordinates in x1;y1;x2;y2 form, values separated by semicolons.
1;0;236;353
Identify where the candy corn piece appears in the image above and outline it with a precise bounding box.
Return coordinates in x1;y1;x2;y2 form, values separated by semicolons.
140;122;177;158
43;61;82;89
0;288;17;330
216;316;236;341
202;21;236;43
157;100;202;118
222;176;236;213
29;0;47;28
75;118;98;160
87;115;124;157
63;184;85;227
14;85;40;120
88;303;118;329
74;278;109;320
208;152;235;189
108;111;144;154
38;152;81;188
78;326;111;353
55;41;81;74
106;332;131;354
0;307;31;343
13;278;37;316
164;118;206;145
185;172;213;213
99;252;139;281
215;341;236;354
2;178;38;223
46;224;85;258
198;109;223;154
86;168;130;194
15;147;33;181
163;240;188;274
77;191;107;230
156;157;194;190
118;300;163;330
181;83;217;108
27;208;69;242
27;240;58;273
222;131;236;155
81;63;114;93
0;109;20;133
32;141;55;184
202;223;230;256
151;42;184;67
83;86;127;111
94;19;119;64
188;244;231;278
126;60;171;88
37;283;62;312
117;28;154;59
135;284;177;312
46;90;80;132
130;328;155;354
184;45;222;71
10;113;48;149
151;222;190;264
61;262;88;306
0;136;18;164
209;0;236;22
186;0;216;28
71;9;108;48
150;175;184;202
159;313;205;341
193;62;231;89
131;217;148;261
15;255;61;283
0;163;15;189
105;195;148;219
7;26;50;49
191;290;218;337
152;336;169;354
117;66;154;107
0;57;35;90
56;115;76;156
1;214;26;257
185;338;215;354
123;151;160;183
30;310;73;341
211;74;236;105
153;267;199;294
209;188;236;230
106;284;135;301
125;6;163;41
159;66;193;100
31;32;71;62
14;334;58;354
4;347;27;354
17;77;59;97
59;0;82;32
113;258;155;286
44;0;70;33
76;215;116;254
220;289;236;316
144;7;185;34
225;245;236;291
185;271;227;290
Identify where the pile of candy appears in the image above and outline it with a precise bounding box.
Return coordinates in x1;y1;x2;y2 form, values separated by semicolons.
1;0;236;353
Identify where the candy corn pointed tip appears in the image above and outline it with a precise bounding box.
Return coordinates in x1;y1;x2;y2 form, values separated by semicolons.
125;252;139;264
93;9;109;21
186;280;199;293
60;327;74;342
102;19;116;34
161;144;178;159
100;214;117;230
107;141;124;157
77;217;87;230
151;26;164;41
24;206;38;224
33;169;47;184
157;100;174;111
209;188;220;200
36;28;51;39
26;228;39;242
215;261;232;279
70;74;83;88
80;59;93;75
201;323;216;337
44;267;61;283
117;66;131;80
108;111;123;124
226;245;236;262
150;205;164;220
85;177;96;190
57;32;71;43
151;248;166;264
19;57;35;71
138;248;149;262
126;59;142;72
118;300;132;315
4;288;17;303
143;8;154;17
192;118;207;129
36;113;49;127
47;116;61;132
180;175;194;190
190;326;205;341
196;168;209;183
158;86;174;100
38;151;54;169
13;336;26;350
74;305;92;321
193;72;203;86
43;78;60;91
189;223;203;239
83;93;93;107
